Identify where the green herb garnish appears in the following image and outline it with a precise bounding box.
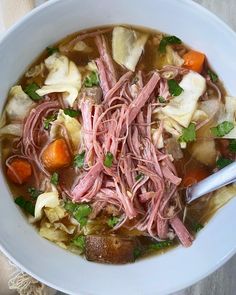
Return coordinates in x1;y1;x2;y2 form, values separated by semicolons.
73;204;92;226
44;114;57;130
135;173;144;181
229;139;236;152
46;46;59;56
133;247;142;260
72;235;85;252
84;71;99;87
179;123;196;143
107;216;120;228
167;79;183;97
149;240;172;250
159;35;182;53
24;83;42;101
64;201;77;213
193;223;204;233
50;172;59;185
64;201;92;227
15;196;35;216
157;96;165;103
74;151;86;168
216;157;233;169
211;121;234;137
64;108;80;118
28;187;42;200
208;69;218;83
104;152;114;168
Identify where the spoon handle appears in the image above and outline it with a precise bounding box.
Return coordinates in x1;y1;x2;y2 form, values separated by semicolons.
186;161;236;204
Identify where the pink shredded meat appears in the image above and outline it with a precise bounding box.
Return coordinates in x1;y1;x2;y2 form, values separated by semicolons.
69;65;194;246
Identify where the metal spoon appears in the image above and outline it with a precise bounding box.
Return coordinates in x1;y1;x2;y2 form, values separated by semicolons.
186;161;236;204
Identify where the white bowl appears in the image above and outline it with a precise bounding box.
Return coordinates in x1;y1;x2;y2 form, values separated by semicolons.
1;0;236;294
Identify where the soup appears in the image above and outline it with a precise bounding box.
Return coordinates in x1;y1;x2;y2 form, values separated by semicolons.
1;25;236;264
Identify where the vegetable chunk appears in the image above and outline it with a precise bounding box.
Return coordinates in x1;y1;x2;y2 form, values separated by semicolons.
42;138;71;171
7;159;32;185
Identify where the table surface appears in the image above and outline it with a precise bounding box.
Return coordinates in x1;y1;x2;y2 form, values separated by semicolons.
0;1;236;295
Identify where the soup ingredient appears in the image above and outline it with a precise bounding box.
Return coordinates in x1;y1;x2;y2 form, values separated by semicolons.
85;235;139;264
28;187;43;200
64;201;92;226
44;114;57;130
50;172;59;185
0;123;22;137
190;139;217;166
6;159;32;184
63;108;80;118
46;46;59;55
159;35;182;53
84;71;99;87
179;123;196;143
42;138;72;171
15;196;35;216
229;139;236;152
50;110;81;149
104;152;114;168
207;69;218;83
183;50;205;73
162;72;206;127
112;26;148;71
167;79;183;97
5;86;35;121
34;190;59;221
72;235;85;253
24;83;42;101
107;216;120;228
149;240;172;250
73;41;92;52
73;151;85;168
36;53;82;106
216;157;233;169
170;217;193;247
182;167;209;187
211;121;234;137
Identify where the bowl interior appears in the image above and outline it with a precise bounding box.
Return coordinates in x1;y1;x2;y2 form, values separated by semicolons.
1;0;236;294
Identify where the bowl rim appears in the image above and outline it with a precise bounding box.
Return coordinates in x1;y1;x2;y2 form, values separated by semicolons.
1;0;236;294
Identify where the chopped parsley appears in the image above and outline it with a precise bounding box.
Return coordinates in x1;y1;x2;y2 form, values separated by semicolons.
50;172;59;185
149;240;172;250
159;35;182;53
229;139;236;152
167;79;183;97
179;123;196;143
15;196;35;216
46;46;59;55
71;235;85;252
135;173;144;181
133;247;142;260
216;157;233;169
64;108;80;118
74;151;86;168
107;216;120;228
193;223;204;233
44;113;57;130
208;69;218;83
157;96;166;103
104;152;114;168
211;121;234;137
24;83;42;101
84;71;99;87
28;187;42;200
64;201;92;227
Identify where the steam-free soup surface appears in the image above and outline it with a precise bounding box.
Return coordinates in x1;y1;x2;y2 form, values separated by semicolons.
1;25;236;264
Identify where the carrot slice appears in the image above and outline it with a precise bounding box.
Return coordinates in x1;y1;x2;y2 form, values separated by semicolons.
7;159;32;185
183;50;205;73
42;138;71;171
182;167;209;188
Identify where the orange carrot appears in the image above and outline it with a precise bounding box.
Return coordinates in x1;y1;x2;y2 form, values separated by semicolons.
183;50;205;73
42;138;71;171
7;159;32;185
182;167;209;188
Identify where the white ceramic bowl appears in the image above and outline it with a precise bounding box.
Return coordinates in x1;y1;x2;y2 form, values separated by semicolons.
1;0;236;294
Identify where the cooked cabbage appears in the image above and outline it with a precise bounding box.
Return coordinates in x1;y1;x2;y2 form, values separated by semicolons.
162;72;206;127
50;109;81;149
112;26;148;71
25;63;45;78
39;222;69;242
218;96;236;139
156;45;184;69
0;124;22;137
44;206;67;223
73;41;92;52
5;86;35;121
33;190;60;221
36;53;82;107
190;139;217;166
